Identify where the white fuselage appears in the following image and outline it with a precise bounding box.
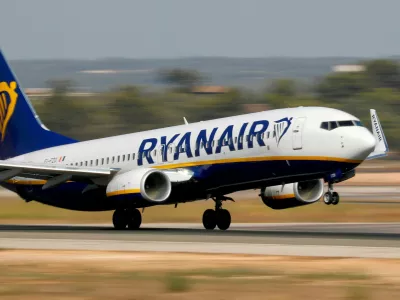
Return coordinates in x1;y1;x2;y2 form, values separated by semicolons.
11;107;374;171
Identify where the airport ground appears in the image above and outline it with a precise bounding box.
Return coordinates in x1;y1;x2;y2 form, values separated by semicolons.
0;167;399;299
1;250;400;299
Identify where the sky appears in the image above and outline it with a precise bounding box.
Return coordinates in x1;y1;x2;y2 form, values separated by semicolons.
1;0;400;59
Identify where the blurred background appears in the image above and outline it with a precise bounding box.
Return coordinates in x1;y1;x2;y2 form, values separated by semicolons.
1;0;399;154
1;1;400;299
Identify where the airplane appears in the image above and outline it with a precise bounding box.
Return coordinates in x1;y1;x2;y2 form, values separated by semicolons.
0;49;389;230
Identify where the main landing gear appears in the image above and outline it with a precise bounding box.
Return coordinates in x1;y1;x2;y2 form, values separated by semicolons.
112;208;142;230
202;196;233;230
323;182;340;205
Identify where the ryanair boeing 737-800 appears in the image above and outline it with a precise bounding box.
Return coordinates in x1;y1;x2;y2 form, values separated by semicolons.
0;50;389;230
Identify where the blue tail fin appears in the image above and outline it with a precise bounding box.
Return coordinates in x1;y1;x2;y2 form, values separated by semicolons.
0;49;77;159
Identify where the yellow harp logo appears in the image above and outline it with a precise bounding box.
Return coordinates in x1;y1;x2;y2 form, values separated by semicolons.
0;81;18;142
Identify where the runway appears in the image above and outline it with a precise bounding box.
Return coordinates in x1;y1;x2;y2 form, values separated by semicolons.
1;223;400;258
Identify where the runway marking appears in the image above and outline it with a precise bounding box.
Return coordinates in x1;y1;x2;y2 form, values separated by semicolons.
1;238;400;258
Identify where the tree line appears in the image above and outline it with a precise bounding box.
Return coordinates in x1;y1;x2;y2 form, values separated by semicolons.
31;59;400;152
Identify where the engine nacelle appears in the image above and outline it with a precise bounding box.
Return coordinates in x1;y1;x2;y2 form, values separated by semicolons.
106;168;171;203
261;179;324;209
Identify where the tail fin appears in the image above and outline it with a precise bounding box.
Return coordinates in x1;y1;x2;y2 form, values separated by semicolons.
366;109;389;160
0;49;77;159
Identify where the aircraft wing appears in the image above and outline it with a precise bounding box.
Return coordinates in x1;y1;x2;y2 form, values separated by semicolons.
366;109;389;160
0;161;194;190
0;160;118;189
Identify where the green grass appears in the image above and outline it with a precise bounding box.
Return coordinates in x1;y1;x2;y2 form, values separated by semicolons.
291;271;373;281
164;273;192;292
346;286;370;300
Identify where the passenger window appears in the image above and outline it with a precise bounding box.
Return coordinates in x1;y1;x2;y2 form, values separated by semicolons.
85;161;88;166
127;154;130;161
96;159;98;166
267;132;270;139
273;131;276;138
101;158;104;165
107;157;109;164
132;153;135;160
122;155;125;161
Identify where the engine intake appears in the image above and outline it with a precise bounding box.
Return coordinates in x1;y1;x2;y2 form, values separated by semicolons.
141;170;171;202
261;179;324;209
106;168;171;203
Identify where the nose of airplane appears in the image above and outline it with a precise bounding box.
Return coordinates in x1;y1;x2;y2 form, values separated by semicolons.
356;130;376;159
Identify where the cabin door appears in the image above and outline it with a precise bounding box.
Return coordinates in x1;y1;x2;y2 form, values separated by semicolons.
166;144;175;162
157;145;165;164
292;117;306;150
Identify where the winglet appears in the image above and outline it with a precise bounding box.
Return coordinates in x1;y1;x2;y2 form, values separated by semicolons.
366;109;389;160
183;117;189;125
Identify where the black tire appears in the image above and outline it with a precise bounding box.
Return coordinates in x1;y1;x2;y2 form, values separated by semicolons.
127;208;142;230
331;192;340;205
216;209;231;231
323;192;332;205
202;209;217;230
112;209;128;230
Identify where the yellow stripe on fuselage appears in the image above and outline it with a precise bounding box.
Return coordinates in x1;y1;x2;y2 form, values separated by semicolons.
5;179;47;185
106;189;140;197
270;194;295;200
155;155;362;170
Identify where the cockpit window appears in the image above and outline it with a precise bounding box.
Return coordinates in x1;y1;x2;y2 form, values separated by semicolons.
320;122;329;130
330;121;338;130
338;120;354;127
320;120;362;131
354;120;363;126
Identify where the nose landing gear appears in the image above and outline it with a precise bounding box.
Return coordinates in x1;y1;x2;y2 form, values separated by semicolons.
323;182;340;205
202;196;233;230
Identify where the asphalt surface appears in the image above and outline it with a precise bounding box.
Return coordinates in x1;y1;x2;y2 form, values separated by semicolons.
1;223;400;258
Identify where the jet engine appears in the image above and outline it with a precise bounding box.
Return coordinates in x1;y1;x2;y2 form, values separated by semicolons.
106;168;171;202
261;179;324;209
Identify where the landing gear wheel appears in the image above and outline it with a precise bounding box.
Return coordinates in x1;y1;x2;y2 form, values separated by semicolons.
216;209;231;231
331;192;340;205
113;209;128;230
127;208;142;230
323;192;332;205
202;209;217;230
